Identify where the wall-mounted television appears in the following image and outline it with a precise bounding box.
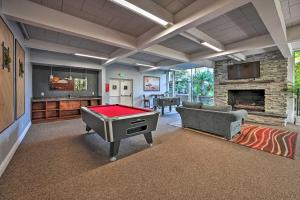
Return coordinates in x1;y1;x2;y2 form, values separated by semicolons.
227;61;260;80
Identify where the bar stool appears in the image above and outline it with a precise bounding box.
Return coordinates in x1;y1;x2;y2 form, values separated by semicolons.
143;94;150;108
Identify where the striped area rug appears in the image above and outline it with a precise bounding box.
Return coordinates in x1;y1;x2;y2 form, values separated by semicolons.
232;124;298;159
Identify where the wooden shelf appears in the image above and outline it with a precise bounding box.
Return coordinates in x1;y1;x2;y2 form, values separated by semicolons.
60;115;81;119
32;109;46;112
32;97;101;123
47;117;60;120
60;108;81;111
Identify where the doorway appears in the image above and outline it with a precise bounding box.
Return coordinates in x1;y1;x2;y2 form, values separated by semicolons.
109;79;133;106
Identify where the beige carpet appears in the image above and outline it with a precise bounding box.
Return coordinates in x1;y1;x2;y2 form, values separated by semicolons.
0;112;300;200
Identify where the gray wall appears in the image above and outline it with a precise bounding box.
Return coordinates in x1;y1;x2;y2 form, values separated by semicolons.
30;49;105;100
0;18;32;174
32;65;99;98
105;63;167;107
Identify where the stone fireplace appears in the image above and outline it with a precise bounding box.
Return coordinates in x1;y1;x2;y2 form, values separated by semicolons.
214;51;288;126
228;90;265;112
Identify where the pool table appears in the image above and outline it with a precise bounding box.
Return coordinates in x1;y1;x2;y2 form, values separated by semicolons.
81;104;159;161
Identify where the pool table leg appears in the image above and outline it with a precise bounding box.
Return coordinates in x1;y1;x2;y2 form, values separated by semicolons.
86;125;91;133
144;132;153;147
109;141;120;161
161;106;165;115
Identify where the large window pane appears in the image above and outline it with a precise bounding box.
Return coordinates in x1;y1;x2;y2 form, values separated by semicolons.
296;51;300;88
175;70;191;102
167;71;174;97
192;67;214;105
167;67;214;104
295;51;300;115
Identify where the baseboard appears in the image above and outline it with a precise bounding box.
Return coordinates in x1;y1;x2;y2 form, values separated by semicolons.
0;122;32;177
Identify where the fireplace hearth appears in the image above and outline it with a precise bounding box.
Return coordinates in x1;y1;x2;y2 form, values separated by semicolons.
228;90;265;112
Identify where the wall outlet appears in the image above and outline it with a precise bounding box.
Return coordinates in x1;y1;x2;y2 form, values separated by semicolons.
92;91;95;95
41;92;45;97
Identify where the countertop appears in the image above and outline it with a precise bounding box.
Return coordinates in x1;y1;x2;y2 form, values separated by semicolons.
32;96;102;102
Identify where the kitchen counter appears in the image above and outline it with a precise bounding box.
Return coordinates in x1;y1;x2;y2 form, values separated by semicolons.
32;96;102;102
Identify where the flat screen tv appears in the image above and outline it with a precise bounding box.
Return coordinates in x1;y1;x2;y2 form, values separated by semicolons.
227;61;260;80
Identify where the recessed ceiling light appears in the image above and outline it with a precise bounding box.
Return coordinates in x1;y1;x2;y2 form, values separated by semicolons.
109;0;170;26
135;63;155;67
74;53;108;60
201;42;223;52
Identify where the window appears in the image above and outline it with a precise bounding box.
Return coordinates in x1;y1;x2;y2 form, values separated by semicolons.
295;51;300;116
167;71;174;96
167;67;214;105
295;51;300;89
192;67;214;105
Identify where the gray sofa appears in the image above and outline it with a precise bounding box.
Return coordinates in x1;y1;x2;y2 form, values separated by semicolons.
176;102;248;140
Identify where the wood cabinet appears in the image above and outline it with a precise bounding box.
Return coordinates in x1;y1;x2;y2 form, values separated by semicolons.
32;97;102;123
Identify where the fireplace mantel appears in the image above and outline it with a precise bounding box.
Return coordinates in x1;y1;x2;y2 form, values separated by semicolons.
219;79;275;85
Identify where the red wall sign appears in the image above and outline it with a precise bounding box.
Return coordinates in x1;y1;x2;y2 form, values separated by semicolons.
105;83;109;92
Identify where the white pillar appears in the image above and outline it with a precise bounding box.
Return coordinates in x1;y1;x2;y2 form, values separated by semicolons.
287;57;295;123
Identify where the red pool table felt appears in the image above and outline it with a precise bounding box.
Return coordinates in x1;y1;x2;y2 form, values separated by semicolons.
88;105;150;118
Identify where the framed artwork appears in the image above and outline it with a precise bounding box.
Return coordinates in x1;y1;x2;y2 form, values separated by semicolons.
74;78;87;91
0;16;14;133
49;76;74;91
143;76;160;91
15;39;25;119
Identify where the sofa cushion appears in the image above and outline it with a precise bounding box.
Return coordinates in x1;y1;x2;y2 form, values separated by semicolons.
201;105;232;112
182;101;202;109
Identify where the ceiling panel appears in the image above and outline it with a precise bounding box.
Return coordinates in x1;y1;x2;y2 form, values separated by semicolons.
197;3;268;45
160;35;206;54
242;46;279;56
129;52;166;63
281;0;300;27
152;0;196;14
29;0;156;37
26;24;118;54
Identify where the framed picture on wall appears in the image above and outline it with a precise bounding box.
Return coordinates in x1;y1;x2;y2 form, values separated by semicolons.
74;78;87;91
0;16;15;133
15;39;25;119
143;76;160;91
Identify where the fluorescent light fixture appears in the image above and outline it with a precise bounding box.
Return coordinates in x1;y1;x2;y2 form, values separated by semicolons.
74;53;108;60
201;42;223;52
135;63;155;68
146;67;160;71
227;55;241;61
109;0;170;26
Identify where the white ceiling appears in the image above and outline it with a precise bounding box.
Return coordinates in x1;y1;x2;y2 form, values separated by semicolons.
152;0;196;14
129;52;166;63
160;35;207;54
197;3;268;45
29;0;157;37
242;46;280;56
3;0;300;69
280;0;300;28
25;24;119;55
